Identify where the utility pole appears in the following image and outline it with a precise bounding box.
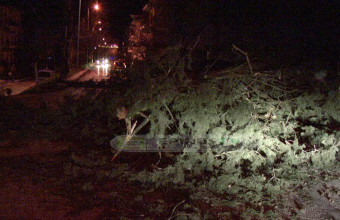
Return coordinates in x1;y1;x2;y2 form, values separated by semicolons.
77;0;81;70
87;7;89;64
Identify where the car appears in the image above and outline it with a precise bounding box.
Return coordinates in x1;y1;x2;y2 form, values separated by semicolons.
112;59;126;72
36;69;59;84
110;59;127;80
96;59;110;68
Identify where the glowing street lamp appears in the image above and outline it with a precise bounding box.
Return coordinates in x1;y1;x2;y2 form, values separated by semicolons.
78;0;101;68
94;3;100;10
87;2;100;64
99;27;102;31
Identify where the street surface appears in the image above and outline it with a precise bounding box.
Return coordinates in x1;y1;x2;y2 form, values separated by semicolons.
0;79;36;96
67;67;111;82
1;67;110;97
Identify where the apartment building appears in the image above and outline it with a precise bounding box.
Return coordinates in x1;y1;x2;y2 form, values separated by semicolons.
0;6;23;69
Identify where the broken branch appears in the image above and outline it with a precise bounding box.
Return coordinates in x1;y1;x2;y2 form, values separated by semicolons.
232;44;254;75
111;112;150;162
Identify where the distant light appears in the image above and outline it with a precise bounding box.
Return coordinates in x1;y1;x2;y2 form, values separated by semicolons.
94;4;100;10
99;28;102;31
98;20;101;24
104;42;107;45
102;38;105;40
96;58;111;69
94;46;97;49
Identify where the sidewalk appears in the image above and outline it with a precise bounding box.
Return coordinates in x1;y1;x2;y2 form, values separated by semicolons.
66;69;90;81
0;79;36;96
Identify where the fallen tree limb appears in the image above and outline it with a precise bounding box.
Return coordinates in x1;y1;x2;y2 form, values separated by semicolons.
232;44;254;75
111;112;150;162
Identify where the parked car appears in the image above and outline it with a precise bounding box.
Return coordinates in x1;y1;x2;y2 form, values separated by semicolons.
36;69;59;84
110;59;127;80
112;59;126;72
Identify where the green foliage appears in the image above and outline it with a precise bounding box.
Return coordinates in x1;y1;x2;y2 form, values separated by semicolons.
123;54;340;217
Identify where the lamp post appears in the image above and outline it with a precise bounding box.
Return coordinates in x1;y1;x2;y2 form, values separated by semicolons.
77;0;82;70
77;1;100;69
87;3;100;64
87;7;90;64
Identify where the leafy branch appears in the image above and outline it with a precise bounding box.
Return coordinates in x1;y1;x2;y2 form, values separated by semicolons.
111;112;150;161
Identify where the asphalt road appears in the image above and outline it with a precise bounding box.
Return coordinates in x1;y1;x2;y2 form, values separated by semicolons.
0;68;112;96
0;79;36;96
67;68;111;82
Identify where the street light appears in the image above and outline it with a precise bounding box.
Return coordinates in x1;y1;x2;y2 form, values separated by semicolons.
87;2;100;64
94;3;100;11
77;0;101;69
77;0;82;69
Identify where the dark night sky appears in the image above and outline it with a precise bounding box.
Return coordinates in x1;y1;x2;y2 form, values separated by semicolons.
1;0;148;40
1;0;339;67
103;0;148;39
2;0;339;42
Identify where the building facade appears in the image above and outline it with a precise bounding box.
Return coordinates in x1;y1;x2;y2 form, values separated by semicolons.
0;6;23;71
126;0;213;62
127;0;175;61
